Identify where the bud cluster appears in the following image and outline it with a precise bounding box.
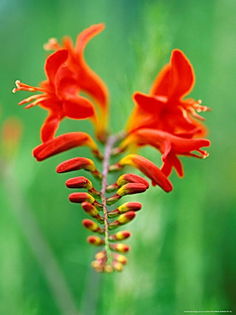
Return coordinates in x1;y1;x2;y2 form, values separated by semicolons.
57;161;148;272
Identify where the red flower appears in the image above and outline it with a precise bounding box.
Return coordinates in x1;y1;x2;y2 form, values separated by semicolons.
120;128;210;177
127;49;210;138
13;49;95;142
44;23;109;140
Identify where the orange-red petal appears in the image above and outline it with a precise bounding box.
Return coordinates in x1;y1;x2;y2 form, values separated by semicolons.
33;132;98;161
118;154;173;192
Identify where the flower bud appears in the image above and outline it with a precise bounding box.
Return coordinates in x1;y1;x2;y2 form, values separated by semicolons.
81;202;103;222
118;202;142;212
109;230;131;241
112;261;123;272
65;176;93;189
116;183;147;196
109;211;136;229
69;192;95;204
108;202;142;218
82;219;103;233
113;254;128;265
87;236;104;246
110;243;130;253
56;157;101;178
117;173;149;188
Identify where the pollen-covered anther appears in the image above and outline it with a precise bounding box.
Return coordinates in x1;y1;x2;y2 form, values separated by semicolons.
56;157;101;179
109;211;136;230
109;230;131;241
110;243;130;253
81;202;104;222
44;38;61;51
82;219;104;234
87;235;104;246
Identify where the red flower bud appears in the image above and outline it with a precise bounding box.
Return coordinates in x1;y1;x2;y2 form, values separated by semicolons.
87;236;104;246
116;173;149;188
113;254;128;265
56;157;101;179
82;219;103;233
109;230;131;241
108;202;142;218
118;202;142;212
116;183;147;196
81;202;103;222
69;192;95;204
109;211;136;229
65;176;93;189
110;243;130;253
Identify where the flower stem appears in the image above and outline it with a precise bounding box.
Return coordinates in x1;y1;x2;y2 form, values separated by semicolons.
101;133;124;265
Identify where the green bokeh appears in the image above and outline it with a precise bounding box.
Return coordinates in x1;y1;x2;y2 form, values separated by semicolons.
0;0;235;314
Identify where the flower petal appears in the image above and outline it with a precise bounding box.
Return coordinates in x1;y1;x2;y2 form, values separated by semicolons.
150;49;195;100
169;49;195;99
40;113;60;143
45;49;68;83
150;64;171;96
118;154;173;192
33;132;99;161
63;96;95;119
74;24;109;109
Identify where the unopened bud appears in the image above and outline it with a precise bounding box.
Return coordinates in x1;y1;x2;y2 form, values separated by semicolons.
116;183;147;196
108;202;142;218
109;211;136;229
56;157;101;179
110;243;130;253
87;236;104;246
112;261;123;271
118;202;142;212
113;254;128;265
109;230;131;241
81;202;103;222
69;192;95;204
66;176;93;189
82;219;103;233
117;173;149;188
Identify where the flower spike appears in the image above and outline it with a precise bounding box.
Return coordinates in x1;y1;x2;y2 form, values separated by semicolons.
15;24;211;273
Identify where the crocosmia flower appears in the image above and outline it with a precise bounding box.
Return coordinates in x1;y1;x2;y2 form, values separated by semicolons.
44;23;109;140
14;24;211;273
127;49;210;138
14;24;109;142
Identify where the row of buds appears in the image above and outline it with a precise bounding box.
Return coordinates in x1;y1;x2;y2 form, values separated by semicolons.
85;174;149;272
56;156;149;272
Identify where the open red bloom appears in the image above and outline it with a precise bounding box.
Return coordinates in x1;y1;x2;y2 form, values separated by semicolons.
127;49;210;138
120;128;210;177
44;23;109;140
13;49;95;142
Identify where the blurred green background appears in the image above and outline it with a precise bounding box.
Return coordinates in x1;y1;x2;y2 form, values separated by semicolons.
0;0;235;314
